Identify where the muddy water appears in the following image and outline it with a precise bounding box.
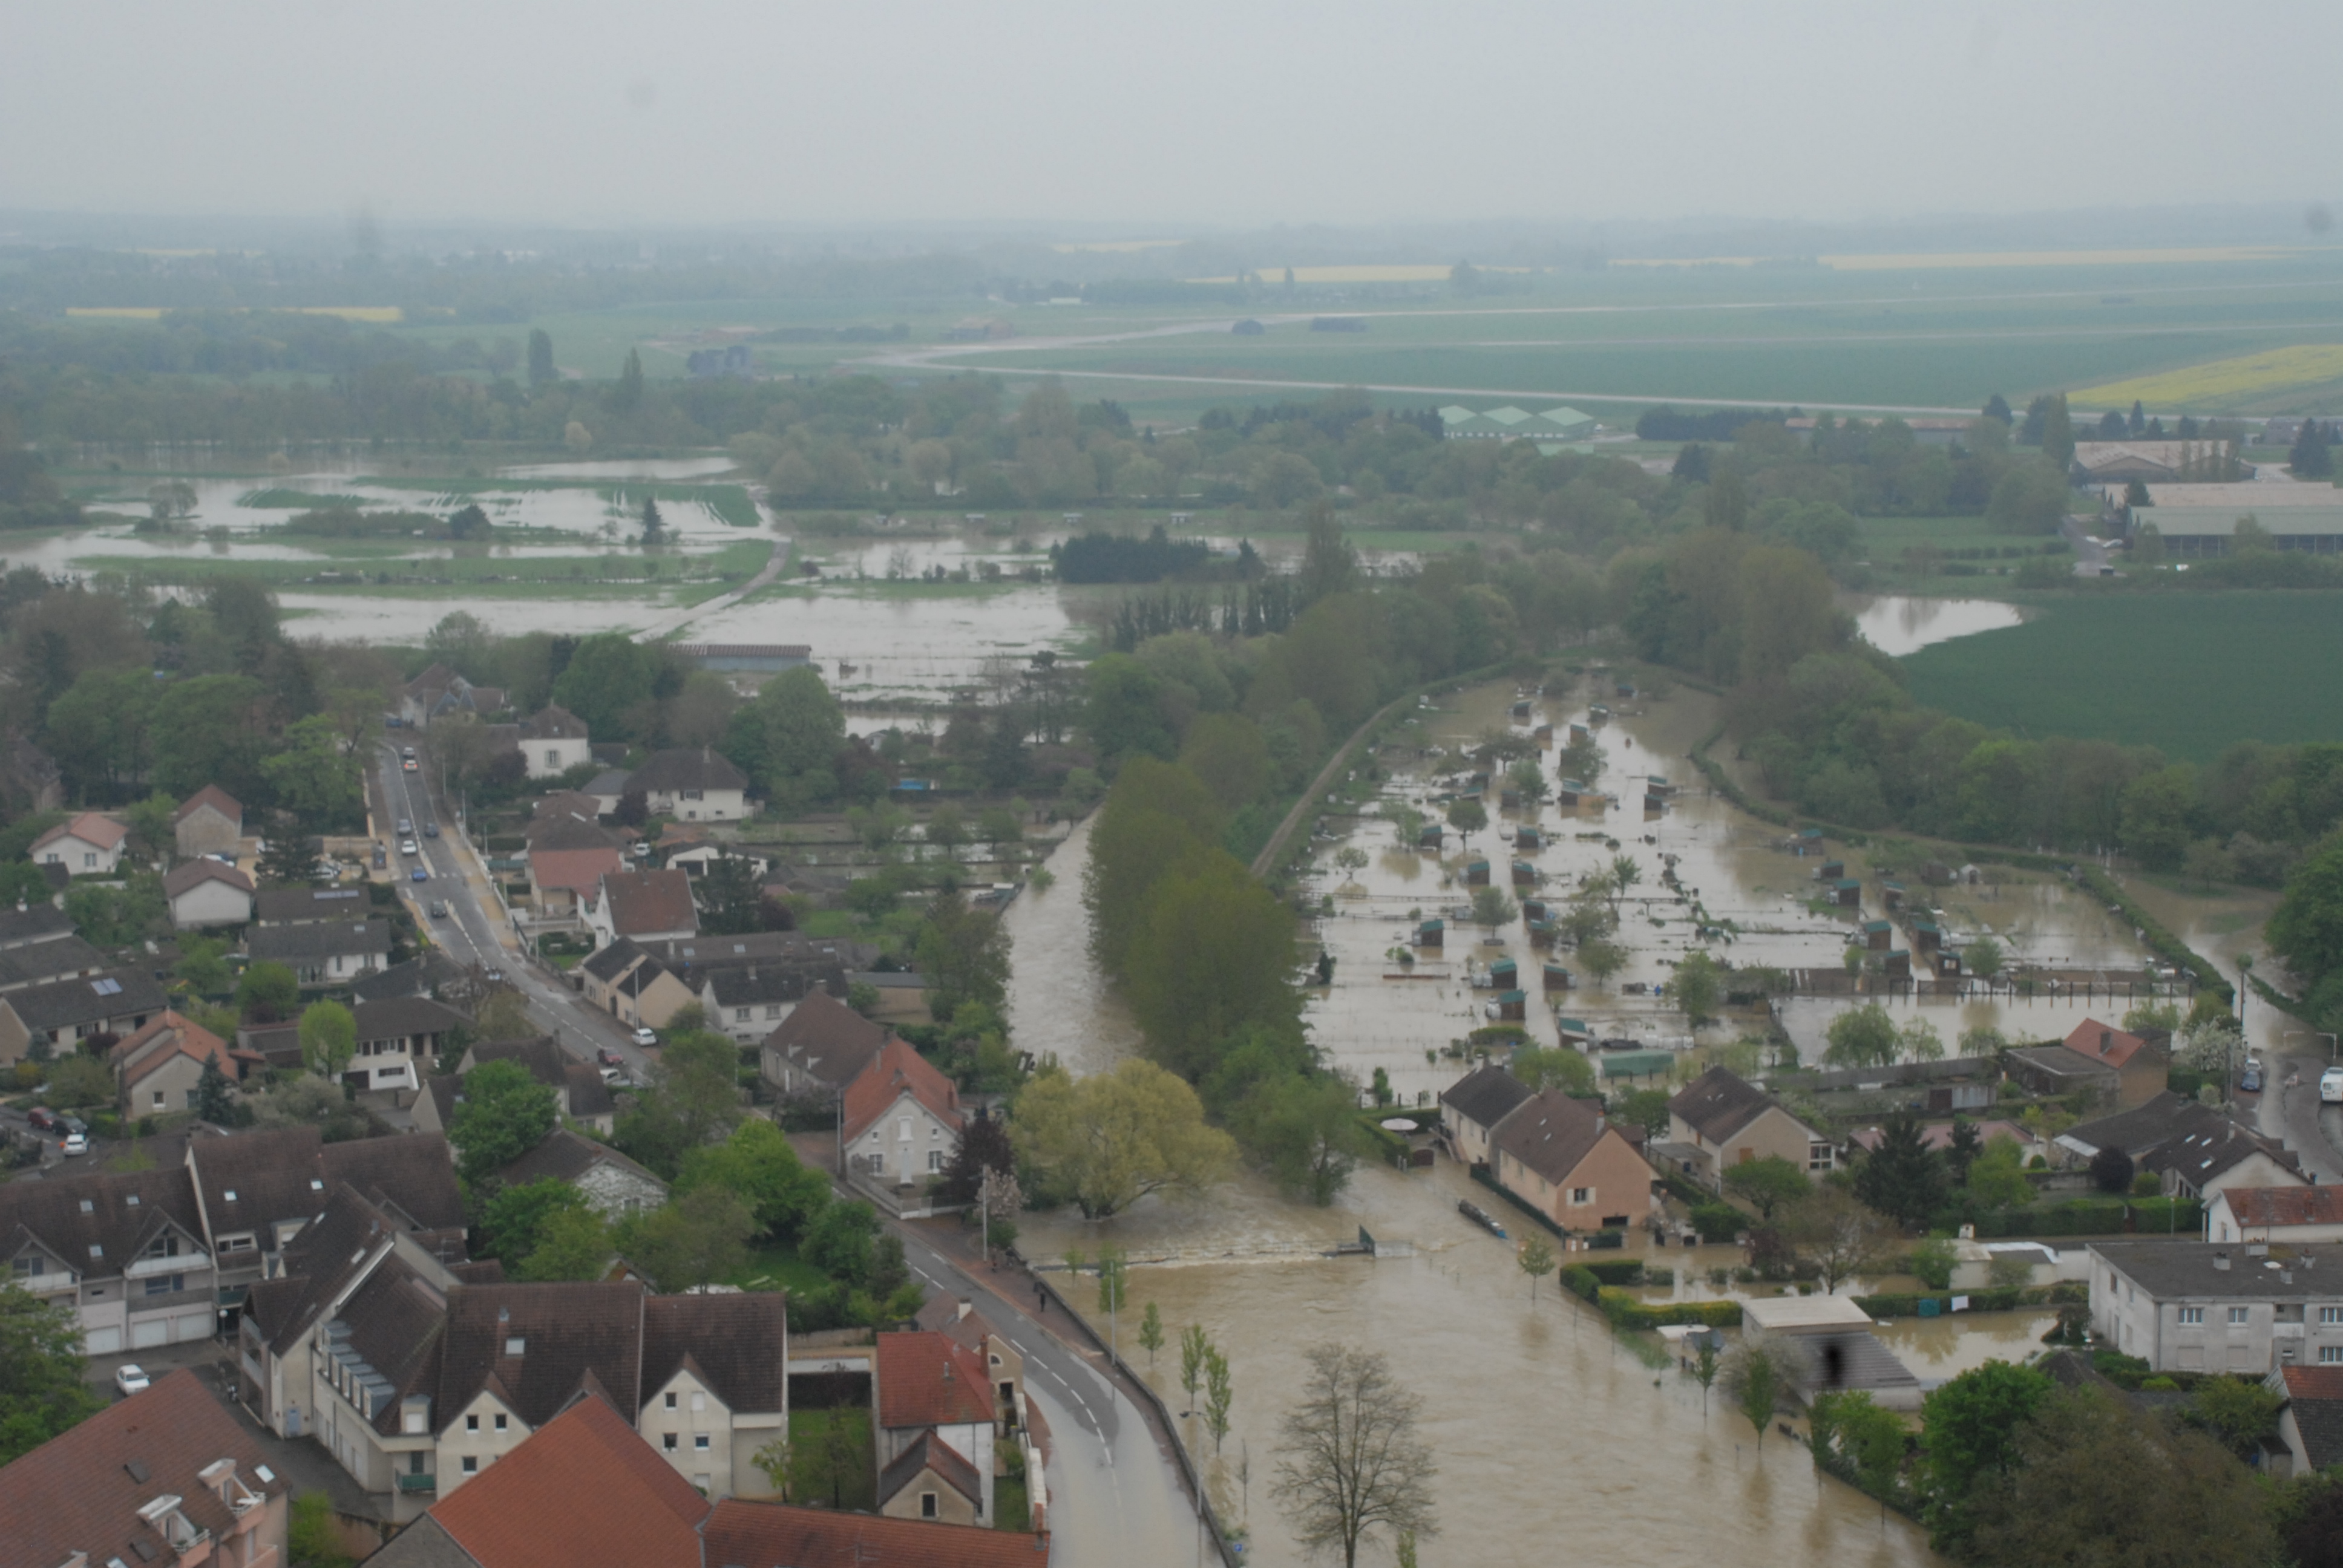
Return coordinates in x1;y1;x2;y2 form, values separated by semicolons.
1848;595;2025;657
1002;814;1144;1077
686;583;1086;704
1032;1158;1942;1568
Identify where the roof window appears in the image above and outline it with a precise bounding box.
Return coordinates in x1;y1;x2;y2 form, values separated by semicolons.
79;1198;94;1214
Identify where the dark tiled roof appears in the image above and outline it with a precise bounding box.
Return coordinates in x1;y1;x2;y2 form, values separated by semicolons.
530;812;621;854
255;1184;408;1354
2090;1240;2343;1299
0;1370;288;1568
439;1281;647;1431
1668;1065;1795;1144
252;885;373;923
582;937;648;983
704;1498;1049;1568
248;918;389;963
2281;1366;2343;1471
1440;1063;1534;1131
499;1126;665;1195
470;1036;569;1085
762;990;890;1089
519;705;588;740
566;1062;616;1119
2007;1044;2121;1082
704;965;813;1008
0;903;73;946
601;869;698;938
641;1293;789;1417
335;1251;452;1434
351;951;468;1004
162;857;255;900
0;1164;206;1281
0;931;110;990
1490;1089;1616;1185
2143;1109;2302;1190
876;1331;994;1429
880;1427;981;1510
323;1134;467;1231
629;746;749;794
414;1396;710;1568
189;1125;331;1236
1;967;170;1030
355;995;473;1043
2061;1092;2197;1157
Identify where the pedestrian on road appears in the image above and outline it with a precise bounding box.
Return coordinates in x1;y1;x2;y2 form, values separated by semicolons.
1036;1281;1046;1314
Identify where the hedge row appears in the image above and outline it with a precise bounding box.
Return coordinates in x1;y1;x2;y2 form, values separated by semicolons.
1852;1281;2087;1317
2074;862;2232;1004
1928;1200;2202;1238
1594;1287;1744;1331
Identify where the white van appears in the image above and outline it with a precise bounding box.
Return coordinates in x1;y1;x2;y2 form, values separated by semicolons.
2322;1067;2343;1105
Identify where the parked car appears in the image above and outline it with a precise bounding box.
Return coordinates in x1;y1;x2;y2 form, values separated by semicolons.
597;1047;627;1071
410;867;430;882
428;901;448;919
422;821;440;838
2324;1068;2343;1105
62;1132;88;1157
114;1364;151;1396
26;1106;57;1132
2241;1062;2264;1093
631;1027;658;1048
57;1115;85;1137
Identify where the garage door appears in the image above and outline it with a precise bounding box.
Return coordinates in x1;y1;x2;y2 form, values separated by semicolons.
132;1318;168;1349
87;1327;122;1356
174;1312;211;1343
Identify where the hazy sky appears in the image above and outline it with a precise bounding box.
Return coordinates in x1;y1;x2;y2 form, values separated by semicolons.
8;0;2341;232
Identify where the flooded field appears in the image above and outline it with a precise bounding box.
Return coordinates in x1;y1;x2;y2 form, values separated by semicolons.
1850;594;2026;656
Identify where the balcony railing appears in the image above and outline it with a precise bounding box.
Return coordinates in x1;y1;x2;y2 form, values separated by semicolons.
396;1474;437;1493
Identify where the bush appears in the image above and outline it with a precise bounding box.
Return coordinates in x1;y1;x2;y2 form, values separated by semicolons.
1689;1200;1745;1243
1594;1287;1743;1331
1560;1264;1601;1303
1580;1258;1646;1287
1910;1235;1958;1291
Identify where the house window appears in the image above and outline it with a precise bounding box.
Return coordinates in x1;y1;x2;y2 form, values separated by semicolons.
1808;1143;1833;1172
546;751;561;769
690;1392;704;1413
83;852;96;869
2178;1307;2204;1325
766;1005;782;1019
735;1008;750;1022
693;1434;709;1451
2322;1308;2343;1326
2229;1307;2250;1325
466;1415;479;1432
928;1150;944;1173
152;1090;166;1108
865;1154;886;1175
921;1492;938;1519
494;1414;507;1432
664;1392;678;1410
462;1457;477;1475
663;1432;678;1451
2323;1347;2343;1365
1569;1187;1590;1206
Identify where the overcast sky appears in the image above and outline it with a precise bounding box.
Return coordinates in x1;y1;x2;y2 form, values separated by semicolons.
8;0;2340;234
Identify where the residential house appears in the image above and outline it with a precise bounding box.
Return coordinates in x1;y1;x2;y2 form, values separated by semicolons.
875;1330;995;1522
349;995;474;1093
1489;1088;1656;1233
637;1291;791;1497
2001;1043;2123;1108
165;856;257;929
189;1125;468;1296
628;746;753;822
496;1126;669;1218
441;1035;617;1133
369;1393;1044;1568
882;1430;986;1525
112;1010;241;1121
0;1369;290;1568
0;1163;220;1354
401;664;506;728
0;901;73;949
915;1296;1027;1442
2089;1240;2343;1374
578;939;698;1028
30;810;129;874
2269;1365;2343;1480
528;811;627;916
254;885;373;924
760;988;892;1101
2209;1186;2343;1246
583;768;635;816
1438;1063;1535;1168
2059;1093;2305;1198
249;917;390;985
352;950;470;1005
174;784;246;857
0;968;172;1068
1660;1065;1835;1189
704;965;814;1045
585;867;699;949
841;1038;966;1192
2058;1017;2168;1109
514;705;593;779
0;929;108;991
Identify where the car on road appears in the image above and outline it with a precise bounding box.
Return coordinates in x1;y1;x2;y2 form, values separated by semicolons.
2241;1061;2264;1094
631;1027;658;1048
597;1047;628;1071
27;1106;57;1132
428;901;448;919
402;759;419;773
62;1132;88;1157
410;867;430;882
2324;1068;2343;1105
401;745;416;760
114;1364;151;1396
422;821;439;838
399;839;418;857
396;818;413;835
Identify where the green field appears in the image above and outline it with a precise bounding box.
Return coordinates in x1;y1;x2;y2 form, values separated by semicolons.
1899;592;2343;762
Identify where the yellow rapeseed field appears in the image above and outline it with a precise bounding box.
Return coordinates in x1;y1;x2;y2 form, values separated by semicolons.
2073;344;2343;407
65;305;404;323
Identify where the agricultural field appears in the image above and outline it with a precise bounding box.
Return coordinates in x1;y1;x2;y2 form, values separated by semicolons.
1898;590;2343;762
2071;343;2343;413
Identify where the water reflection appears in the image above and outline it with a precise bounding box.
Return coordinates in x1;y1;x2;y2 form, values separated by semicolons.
1849;595;2025;658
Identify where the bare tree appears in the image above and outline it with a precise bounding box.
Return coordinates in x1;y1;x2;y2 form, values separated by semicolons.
1786;1184;1895;1295
1271;1345;1438;1568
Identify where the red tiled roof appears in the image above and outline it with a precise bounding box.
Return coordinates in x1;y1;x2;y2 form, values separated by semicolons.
2281;1365;2343;1401
31;810;129;852
430;1393;709;1568
2065;1018;2152;1069
2219;1186;2343;1227
0;1369;288;1568
532;844;626;895
113;1008;233;1083
704;1497;1049;1568
876;1330;994;1429
600;867;699;936
842;1037;963;1146
173;783;244;825
879;1427;982;1511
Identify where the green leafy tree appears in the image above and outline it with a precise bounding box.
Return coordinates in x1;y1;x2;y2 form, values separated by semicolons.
2039;393;2075;468
550;633;663;742
0;1283;103;1463
1576;938;1628;987
1853;1111;1945;1227
1722;1334;1794;1451
45;1056;112;1109
1468;885;1518;936
915;889;1012;1022
526;329;555;387
727;665;847;809
448;1060;559;1189
1516;1233;1556;1302
693;851;763;937
1618;1088;1672;1140
620;1187;755;1292
235;959;301;1023
639;495;665;544
1909;1235;1959;1290
1180;1323;1209;1413
174;935;233;996
1967;1135;2034;1209
261;714;363;829
298;999;356;1079
1139;1301;1165;1367
1824;1002;1899;1068
612;1030;744;1178
479;1177;592;1261
2269;830;2343;990
1691;1336;1720;1417
676;1119;830;1241
1011;1060;1237;1218
1721;1155;1809;1220
1673;950;1723;1024
1509;1046;1594;1096
613;348;646;414
1233;1070;1370;1205
1786;1183;1895;1293
288;1492;355;1568
518;1204;612;1282
255;830;325;888
1964;936;2005;981
1122;856;1303;1082
1204;1345;1234;1454
194;1054;237;1123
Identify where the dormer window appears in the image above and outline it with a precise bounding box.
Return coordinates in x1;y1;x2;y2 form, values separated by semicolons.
224;1189;238;1202
505;1336;525;1356
79;1200;94;1214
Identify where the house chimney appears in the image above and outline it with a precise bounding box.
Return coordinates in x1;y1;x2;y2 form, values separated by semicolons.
2214;1252;2231;1270
2100;1030;2112;1056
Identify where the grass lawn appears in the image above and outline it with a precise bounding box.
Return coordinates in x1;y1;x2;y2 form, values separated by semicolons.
729;1241;830;1296
786;1407;877;1513
1899;590;2343;762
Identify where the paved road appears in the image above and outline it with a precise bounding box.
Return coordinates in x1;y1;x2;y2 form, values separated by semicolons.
371;745;656;1079
637;538;791;640
2062;515;2112;576
2259;1052;2343;1184
892;1227;1195;1568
